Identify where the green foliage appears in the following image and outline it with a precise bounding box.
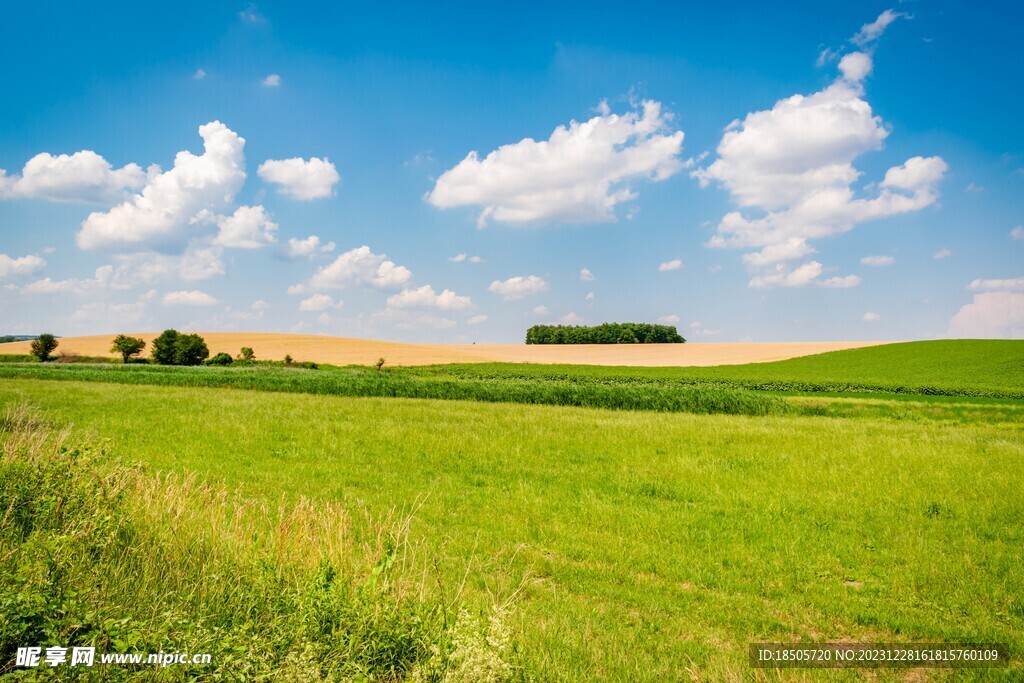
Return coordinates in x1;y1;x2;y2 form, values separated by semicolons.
205;352;234;366
525;323;684;344
150;329;209;366
0;363;789;417
0;405;527;681
173;334;209;366
150;329;180;365
28;333;58;362
238;346;255;361
284;354;293;366
110;334;146;363
376;357;386;371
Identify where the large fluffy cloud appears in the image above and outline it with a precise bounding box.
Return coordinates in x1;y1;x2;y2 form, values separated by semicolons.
294;245;412;292
427;100;684;227
694;47;946;288
947;292;1024;339
0;151;145;203
77;121;246;252
258;157;340;200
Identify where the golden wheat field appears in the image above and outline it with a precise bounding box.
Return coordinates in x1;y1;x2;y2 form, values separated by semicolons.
0;333;888;367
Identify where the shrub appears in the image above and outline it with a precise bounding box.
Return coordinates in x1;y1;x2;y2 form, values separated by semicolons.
376;358;386;371
111;334;146;363
284;354;294;366
238;346;256;361
29;333;58;362
206;352;234;366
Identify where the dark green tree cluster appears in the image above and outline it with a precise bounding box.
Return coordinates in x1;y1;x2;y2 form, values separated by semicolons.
151;329;210;366
525;323;685;345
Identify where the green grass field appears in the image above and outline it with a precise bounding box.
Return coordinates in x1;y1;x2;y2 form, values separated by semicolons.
1;340;1022;680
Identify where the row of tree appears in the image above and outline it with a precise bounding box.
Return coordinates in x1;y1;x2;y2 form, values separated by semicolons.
525;323;685;345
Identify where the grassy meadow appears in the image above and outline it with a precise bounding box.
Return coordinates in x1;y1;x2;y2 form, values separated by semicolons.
0;340;1022;680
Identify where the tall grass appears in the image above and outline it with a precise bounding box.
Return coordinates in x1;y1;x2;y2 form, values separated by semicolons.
0;363;790;417
0;404;528;681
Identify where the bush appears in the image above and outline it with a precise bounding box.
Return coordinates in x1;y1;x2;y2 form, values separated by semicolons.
238;347;256;362
151;329;210;366
525;323;685;344
111;334;146;363
206;352;234;366
29;333;58;362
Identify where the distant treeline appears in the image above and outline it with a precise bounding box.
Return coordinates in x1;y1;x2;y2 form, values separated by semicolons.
525;323;685;345
0;335;44;343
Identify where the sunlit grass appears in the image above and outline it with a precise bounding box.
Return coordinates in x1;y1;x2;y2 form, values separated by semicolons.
1;380;1021;681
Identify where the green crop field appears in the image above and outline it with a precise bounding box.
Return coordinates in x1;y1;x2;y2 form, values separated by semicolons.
1;339;1022;680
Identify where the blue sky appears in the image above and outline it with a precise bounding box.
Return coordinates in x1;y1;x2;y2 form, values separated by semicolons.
1;0;1021;342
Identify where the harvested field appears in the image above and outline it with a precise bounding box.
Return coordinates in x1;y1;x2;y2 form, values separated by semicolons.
0;332;889;367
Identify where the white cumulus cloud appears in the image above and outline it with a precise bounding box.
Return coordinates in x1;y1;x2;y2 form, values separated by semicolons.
488;275;548;301
283;235;336;260
657;314;680;324
863;311;880;321
77;121;246;252
427;100;684;227
579;267;595;281
213;205;277;248
1010;226;1024;241
262;74;281;87
659;259;683;272
258;157;340;200
387;284;472;311
296;245;412;292
0;254;46;279
860;255;895;267
299;294;338;311
947;292;1024;339
0;150;145;204
694;46;945;288
162;289;218;306
466;314;488;325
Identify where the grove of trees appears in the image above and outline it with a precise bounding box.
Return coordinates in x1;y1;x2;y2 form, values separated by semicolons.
151;329;210;366
525;323;685;345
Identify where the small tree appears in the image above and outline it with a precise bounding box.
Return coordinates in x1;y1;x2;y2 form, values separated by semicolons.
174;334;209;366
284;354;293;366
238;347;255;361
375;357;386;371
30;334;58;362
205;352;233;366
111;335;146;363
